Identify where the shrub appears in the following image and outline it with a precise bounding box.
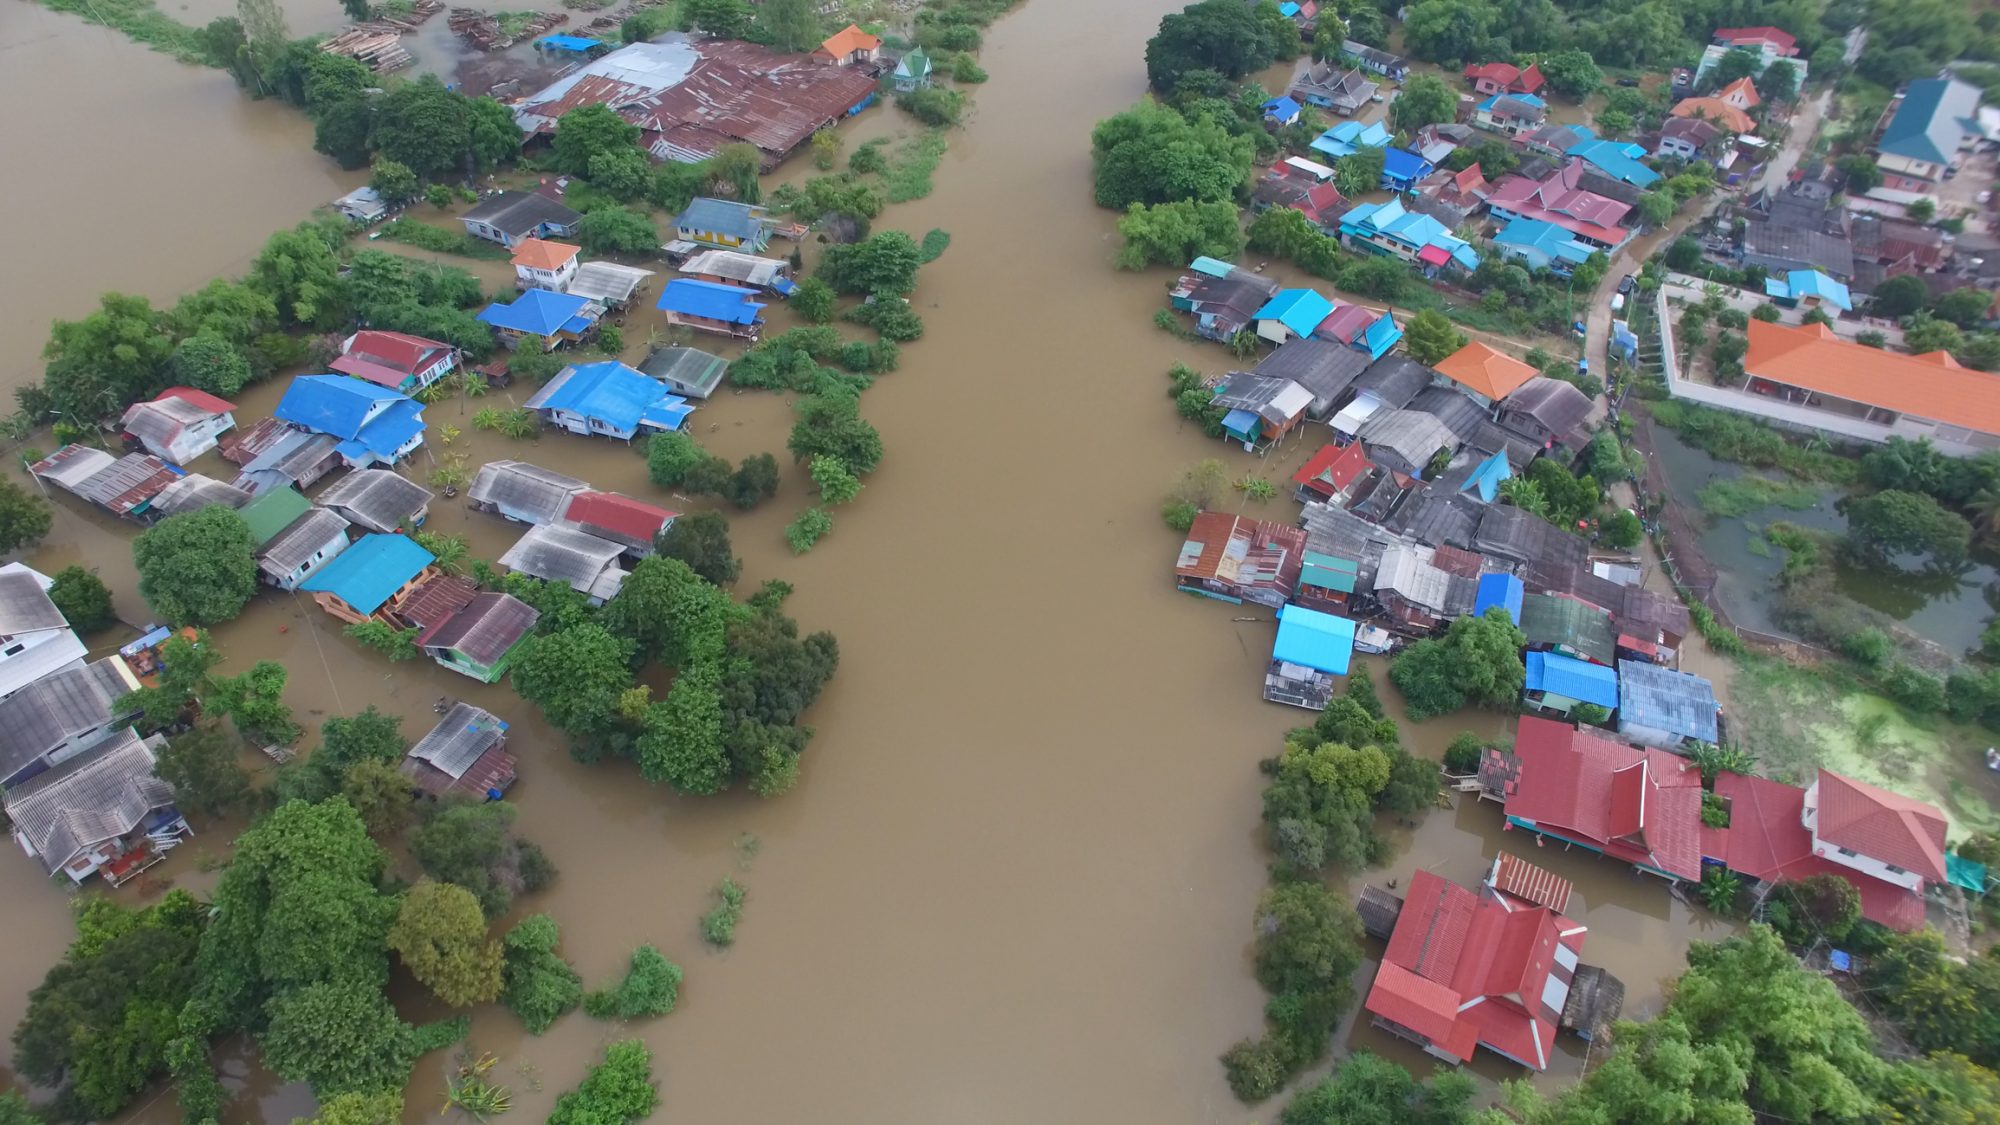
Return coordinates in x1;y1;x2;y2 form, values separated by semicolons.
1442;732;1483;773
583;945;683;1020
501;914;583;1034
547;1041;658;1125
700;878;746;946
47;566;116;632
785;507;834;553
897;86;965;126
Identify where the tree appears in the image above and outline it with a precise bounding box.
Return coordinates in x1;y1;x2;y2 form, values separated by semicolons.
261;977;418;1098
163;333;255;398
42;292;175;420
1144;0;1284;93
583;946;682;1019
1769;872;1862;945
1907;197;1937;224
236;0;291;89
1224;881;1364;1094
1933;286;1995;330
1904;311;1965;357
345;619;420;661
784;507;833;553
369;158;419;203
132;507;257;626
1389;608;1527;719
369;77;473;180
788;393;883;473
1278;1051;1476;1123
682;0;752;37
655;509;741;586
501;914;582;1035
1759;59;1799;102
553;104;640;176
645;430;707;488
1090;101;1255;209
250;222;348;329
726;452;781;509
0;480;51;558
1872;274;1930;319
339;758;413;839
1401;0;1498;65
791;276;836;323
601;556;731;667
313;96;376;168
819;230;924;296
1636;189;1675;227
465;95;523;171
576;207;659;255
810;455;862;505
1114;199;1245;269
752;0;821;52
1390;73;1456;132
1601;509;1642;549
1538;48;1603;99
1836;153;1883;193
1663;236;1703;272
1401;310;1466;365
44;565;113;632
153;727;253;817
1334;146;1387;197
387;882;504;1008
897;86;966;126
587;146;653;202
512;625;635;742
1843;488;1973;567
547;1041;658;1125
409;800;554;918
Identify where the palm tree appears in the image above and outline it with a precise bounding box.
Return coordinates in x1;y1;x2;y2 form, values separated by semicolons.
1498;477;1550;517
1689;741;1756;786
414;531;470;575
1699;867;1742;916
1969;489;2000;540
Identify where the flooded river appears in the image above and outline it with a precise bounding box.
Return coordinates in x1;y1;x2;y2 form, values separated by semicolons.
1;2;1727;1119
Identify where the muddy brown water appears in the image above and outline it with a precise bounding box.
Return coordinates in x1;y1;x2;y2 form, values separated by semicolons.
0;2;1725;1119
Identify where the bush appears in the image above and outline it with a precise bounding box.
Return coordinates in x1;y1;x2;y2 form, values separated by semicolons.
547;1041;658;1125
897;86;965;126
1879;662;1946;715
647;431;708;488
47;565;116;632
501;914;583;1034
700;878;746;945
583;945;683;1020
1442;732;1483;773
785;507;833;553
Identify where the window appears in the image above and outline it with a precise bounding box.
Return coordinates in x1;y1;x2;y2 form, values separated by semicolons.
3;643;23;657
1885;863;1905;875
1837;846;1857;858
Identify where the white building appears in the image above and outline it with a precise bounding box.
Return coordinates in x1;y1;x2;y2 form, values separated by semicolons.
118;388;237;465
0;564;88;701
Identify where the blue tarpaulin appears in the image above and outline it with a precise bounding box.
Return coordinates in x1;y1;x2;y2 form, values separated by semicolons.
537;34;603;52
1221;408;1262;439
1273;604;1357;675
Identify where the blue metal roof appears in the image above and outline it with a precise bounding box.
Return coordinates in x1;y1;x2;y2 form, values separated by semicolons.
1272;604;1357;675
1463;449;1512;502
1340;199;1476;269
1310;120;1392;158
1473;572;1524;623
639;398;695;432
478;288;593;337
1255;289;1335;338
335;396;425;462
1765;269;1853;311
1381;147;1433;183
1189;256;1237;278
299;533;433;614
1221;408;1262;438
526;361;677;432
273;375;413;443
656;279;766;325
675;197;764;240
1494;217;1598;267
1264;95;1302;121
1564;138;1662;187
1278;0;1301;14
1877;77;1981;165
1525;651;1620;708
1360;314;1403;359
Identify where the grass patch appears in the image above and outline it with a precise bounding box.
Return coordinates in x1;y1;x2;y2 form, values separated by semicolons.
1696;475;1822;519
882;131;949;203
373;220;512;260
1646;399;1859;483
31;0;213;65
699;878;746;946
1746;532;1772;557
496;10;540;38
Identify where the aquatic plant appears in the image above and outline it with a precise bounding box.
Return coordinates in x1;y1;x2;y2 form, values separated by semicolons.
1235;476;1277;502
583;946;682;1020
883;131;949;203
442;1053;512;1120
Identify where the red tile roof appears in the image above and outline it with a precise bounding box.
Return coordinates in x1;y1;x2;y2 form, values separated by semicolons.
157;386;236;415
1292;443;1371;495
1463;61;1543;93
1744;319;2000;435
1714;25;1797;52
1813;769;1948;882
561;490;676;545
1505;717;1704;881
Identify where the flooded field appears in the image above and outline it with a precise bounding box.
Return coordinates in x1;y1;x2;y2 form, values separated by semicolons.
0;2;1740;1120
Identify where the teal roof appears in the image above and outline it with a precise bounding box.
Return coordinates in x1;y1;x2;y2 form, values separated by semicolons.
1877;77;1981;165
299;533;433;614
238;487;311;546
894;48;931;78
1300;551;1359;593
1947;852;1991;893
1255;289;1335;338
1310;120;1392;158
1493;217;1597;268
1564;138;1662;187
1339;199;1478;269
1272;604;1357;675
1764;269;1853;310
1462;449;1512;502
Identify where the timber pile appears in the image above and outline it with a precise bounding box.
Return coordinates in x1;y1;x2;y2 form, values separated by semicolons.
450;7;570;50
322;23;414;72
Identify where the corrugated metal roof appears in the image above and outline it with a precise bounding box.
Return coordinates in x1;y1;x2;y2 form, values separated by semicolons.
467;460;588;524
0;658;139;780
257;509;351;578
2;729;174;875
418;592;539;666
316;470;433;534
499;523;627;593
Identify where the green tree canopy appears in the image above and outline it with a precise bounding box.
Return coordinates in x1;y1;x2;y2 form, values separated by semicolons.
1144;0;1287;93
1114;199;1245;269
819;230;924;296
1401;310;1467;365
42;293;175;420
547;1041;658;1125
788;393;883;473
1842;488;1973;568
0;481;53;561
1389;607;1528;719
576;206;660;255
655;509;741;586
500;914;583;1034
1090;100;1255;209
1390;73;1458;132
386;882;504;1008
1538;48;1604;98
553;104;642;176
132;507;257;626
370;76;474;180
512;624;635;741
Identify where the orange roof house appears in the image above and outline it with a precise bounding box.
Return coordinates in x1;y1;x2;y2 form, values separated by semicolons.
816;24;881;66
511;238;580;272
1670;81;1758;134
1715;76;1761;110
1741;319;2000;437
1433;341;1538;403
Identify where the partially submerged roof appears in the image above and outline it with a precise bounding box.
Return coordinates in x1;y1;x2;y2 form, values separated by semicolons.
1616;659;1720;742
1272;604;1357;676
561;490;676;552
237;487;314;546
3;729;174;875
419;592;540;665
636;346;728;398
675;196;765;239
499;523;627;594
316;470;433;533
1505;716;1703;881
657;278;766;325
524;361;686;432
299;533;434;614
149;474;251;519
461;191;582;237
397;574;479;631
1713;770;1930;931
406;702;509;781
1520;593;1616;665
467;460;588;524
0;658;140;779
567;261;657;305
258;508;351;579
478;288;597;337
1359;409;1459;476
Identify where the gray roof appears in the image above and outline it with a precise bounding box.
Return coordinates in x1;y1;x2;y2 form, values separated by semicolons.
258;509;352;579
31;446;115;490
0;569;68;635
316;470;433;534
2;730;174;875
461;191;582;237
1350;356;1434;409
406;702;508;780
1386;481;1482;548
1299;501;1398;587
1743;217;1854;278
468;460;588;526
120;396;216;451
1498;377;1594;439
1617;658;1720;741
567;261;655;304
1359;409;1459;476
1375;544;1453;611
1467;419;1547;467
675;197;764;239
1213;373;1298;413
237;430;342;485
679;249;786;286
499;523;627;593
637;346;729;398
1253;338;1371;416
0;658;138;779
420;592;539;665
1409;385;1491;442
150;474;252;518
1474;504;1588;568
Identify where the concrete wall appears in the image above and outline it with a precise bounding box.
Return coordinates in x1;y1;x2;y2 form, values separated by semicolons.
1801;779;1926;891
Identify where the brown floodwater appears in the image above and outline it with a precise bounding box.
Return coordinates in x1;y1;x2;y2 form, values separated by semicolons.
0;2;1731;1120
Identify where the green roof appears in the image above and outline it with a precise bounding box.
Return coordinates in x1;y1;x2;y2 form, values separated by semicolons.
1519;592;1615;666
239;487;312;546
1301;551;1360;593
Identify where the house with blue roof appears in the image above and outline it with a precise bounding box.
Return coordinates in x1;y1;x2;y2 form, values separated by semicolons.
1873;77;1982;193
1491;217;1599;276
1565;138;1662;187
1338;198;1481;275
1473;572;1524;623
477;288;603;352
1255;289;1336;344
1264;603;1359;710
1310;119;1392;160
1474;93;1546;137
524;361;693;442
1263;95;1302;126
299;533;437;626
271;375;426;470
657;279;766;341
1762;269;1852;313
1523;651;1620;717
673;197;771;253
1459;449;1512;503
1380;148;1435;193
1616;658;1720;749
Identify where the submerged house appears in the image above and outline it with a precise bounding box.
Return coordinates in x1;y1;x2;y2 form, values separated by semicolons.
1334;355;1435;439
1872;77;1982;193
148;474;251;520
222;420;342;496
1615;659;1720;750
314;469;432;535
460;191;582;248
30;447;181;523
559;490;676;561
419;593;540;683
1291;442;1374;504
402;702;517;799
467;460;588;526
524;361;693;441
0;657;144;789
1290;61;1377;115
119;387;237;465
1762;268;1852;313
1319;299;1405;362
499;523;629;604
678;249;795;296
1338;198;1480;274
256;507;352;591
1311;119;1393;160
892;47;933;91
815;23;881;66
656;279;766;340
477;288;604;352
3;729;186;886
567;261;655;310
1565;138;1661;188
1340;39;1406;80
673;197;772;253
1359;409;1460;478
1253;338;1371;418
1380;148;1435;193
1495;716;1705;882
637;345;729;400
1464;61;1543;96
0;565;88;702
510;238;581;293
1174;512;1307;609
1211;373;1315;448
272;375;427;470
1522;651;1620;717
1264;604;1358;710
1254;288;1336;345
298;533;438;626
1169;259;1280;342
1413;164;1490;227
331;330;460;395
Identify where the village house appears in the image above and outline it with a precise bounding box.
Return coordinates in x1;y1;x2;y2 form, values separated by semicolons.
460;191;583;248
1289;61;1377;116
1495;377;1594;450
334;185;388;224
256;506;352;591
1492;217;1599;276
1475;505;1588;573
1252;174;1348;230
1519;592;1617;666
1173;512;1306;608
637;345;730;400
559;490;676;561
3;729;186;886
1414;122;1475;164
1850;213;1952;284
1654;116;1724;162
1373;543;1470;632
1338;199;1481;274
1169;258;1280;341
272;374;426;471
1694;25;1803;84
477;288;604;352
1211;373;1316;448
1262;95;1302;127
815;24;880;66
511;238;581;292
1872;77;1982;193
1316;302;1405;360
674;197;772;253
1412;164;1490;227
403;701;517;799
656;279;767;340
678;249;796;296
1522;650;1620;718
148;475;250;521
0;657;143;789
1615;659;1720;749
1565;138;1661;188
1360;866;1590;1070
1491;716;1705;882
30;446;181;524
892;47;932;91
1340;39;1406;80
419;593;540;684
1762;268;1852;314
0;565;87;702
298;533;438;626
1380;148;1436;194
565;261;655;310
1293;550;1364;613
1253;288;1335;345
393;574;479;635
1740;178;1854;279
331;330;460;395
467;460;587;525
1291;443;1374;506
499;523;630;605
1473;571;1524;623
1475;93;1547;137
1333;355;1435;439
525;360;693;441
119;387;237;465
1671;77;1760;135
1264;603;1358;710
1408;385;1494;448
1486;161;1634;251
1463;60;1543;97
1311;119;1393;160
222;420;342;496
1253;337;1372;417
315;469;433;535
1433;342;1539;407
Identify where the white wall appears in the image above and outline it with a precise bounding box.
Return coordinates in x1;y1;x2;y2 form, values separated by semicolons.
1801;780;1926;891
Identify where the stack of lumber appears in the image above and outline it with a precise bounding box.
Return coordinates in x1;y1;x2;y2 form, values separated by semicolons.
322;22;414;72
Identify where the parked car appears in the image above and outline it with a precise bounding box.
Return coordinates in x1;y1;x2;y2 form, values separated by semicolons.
1616;274;1637;296
1616;77;1640;87
1611;292;1626;312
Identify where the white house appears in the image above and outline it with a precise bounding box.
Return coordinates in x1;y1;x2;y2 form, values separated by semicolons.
0;564;88;701
1801;770;1949;894
118;388;237;465
511;238;582;292
257;509;353;591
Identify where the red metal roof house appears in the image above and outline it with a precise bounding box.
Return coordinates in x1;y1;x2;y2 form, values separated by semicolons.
1707;770;1932;931
1292;443;1373;503
558;490;678;561
331;330;460;394
1174;512;1307;609
1500;716;1705;882
1463;61;1543;96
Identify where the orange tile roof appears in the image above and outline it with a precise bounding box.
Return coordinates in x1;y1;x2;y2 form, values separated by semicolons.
1670;96;1755;133
511;238;579;271
819;24;881;57
1433;341;1537;400
1743;320;2000;433
1717;76;1762;109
